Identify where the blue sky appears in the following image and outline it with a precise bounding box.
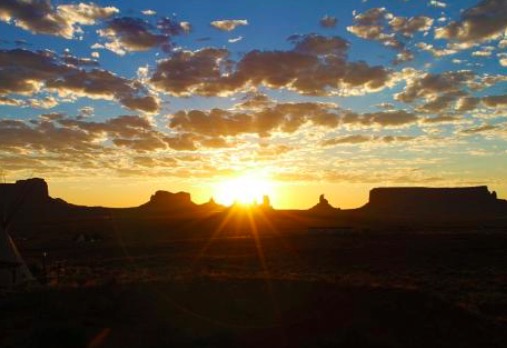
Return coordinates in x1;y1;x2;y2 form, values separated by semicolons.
0;0;506;208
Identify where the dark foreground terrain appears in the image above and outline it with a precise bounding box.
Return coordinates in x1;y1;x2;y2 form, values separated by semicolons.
1;229;507;347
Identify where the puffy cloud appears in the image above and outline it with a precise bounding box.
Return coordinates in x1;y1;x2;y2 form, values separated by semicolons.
416;42;458;57
26;96;58;109
320;15;337;28
150;48;237;97
0;49;159;113
388;16;433;37
395;69;507;115
210;19;248;31
179;21;192;33
498;53;507;67
393;50;415;64
0;1;118;39
0;117;100;153
169;101;342;138
395;70;475;104
0;113;211;179
347;8;399;47
347;8;433;62
168;99;418;143
150;34;393;97
456;97;480;111
471;46;494;57
435;0;507;47
94;17;183;55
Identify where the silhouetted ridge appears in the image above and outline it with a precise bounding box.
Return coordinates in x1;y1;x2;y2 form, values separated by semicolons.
364;186;506;216
199;198;224;211
140;190;195;210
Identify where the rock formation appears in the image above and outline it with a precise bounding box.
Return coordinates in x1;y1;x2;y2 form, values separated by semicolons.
363;186;506;216
140;191;194;211
308;194;340;215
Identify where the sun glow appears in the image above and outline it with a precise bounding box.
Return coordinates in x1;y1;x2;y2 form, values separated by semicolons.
213;173;275;206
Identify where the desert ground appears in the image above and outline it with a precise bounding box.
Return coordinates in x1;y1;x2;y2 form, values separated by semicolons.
1;221;506;347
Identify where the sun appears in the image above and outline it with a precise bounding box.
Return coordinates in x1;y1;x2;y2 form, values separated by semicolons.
213;173;275;206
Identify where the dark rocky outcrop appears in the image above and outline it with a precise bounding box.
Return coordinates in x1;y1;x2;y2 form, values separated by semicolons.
363;186;507;217
0;178;49;205
199;198;224;212
308;194;340;215
1;178;52;225
140;190;195;211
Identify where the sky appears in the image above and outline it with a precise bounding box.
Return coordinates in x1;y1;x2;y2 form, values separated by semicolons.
0;0;506;209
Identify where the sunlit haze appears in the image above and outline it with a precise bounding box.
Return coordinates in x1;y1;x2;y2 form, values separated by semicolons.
213;172;275;206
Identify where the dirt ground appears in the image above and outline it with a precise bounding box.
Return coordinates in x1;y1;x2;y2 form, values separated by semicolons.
2;230;507;347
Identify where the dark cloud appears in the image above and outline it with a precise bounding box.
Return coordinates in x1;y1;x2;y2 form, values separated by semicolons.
322;134;371;145
96;17;182;55
0;96;23;106
455;97;480;111
151;34;392;97
0;114;200;156
347;8;433;63
360;110;419;127
320;15;337;28
482;94;507;108
396;70;507;114
423;115;459;124
169;101;342;138
0;49;159;113
435;0;507;47
322;134;415;146
62;54;99;67
395;70;475;104
347;8;401;48
150;48;236;96
169;99;418;143
461;124;499;134
0;1;118;38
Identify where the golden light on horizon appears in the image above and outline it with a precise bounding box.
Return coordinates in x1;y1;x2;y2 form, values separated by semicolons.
213;172;275;206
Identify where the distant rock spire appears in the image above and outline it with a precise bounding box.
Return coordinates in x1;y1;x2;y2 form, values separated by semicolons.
309;194;339;215
261;195;271;209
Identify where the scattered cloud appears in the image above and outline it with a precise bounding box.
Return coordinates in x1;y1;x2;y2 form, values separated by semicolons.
151;34;393;97
141;9;156;16
428;1;447;8
435;0;507;48
210;19;248;31
320;15;337;28
0;48;159;113
0;0;118;39
228;36;243;43
96;17;185;55
347;7;434;62
321;134;415;146
416;42;457;57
